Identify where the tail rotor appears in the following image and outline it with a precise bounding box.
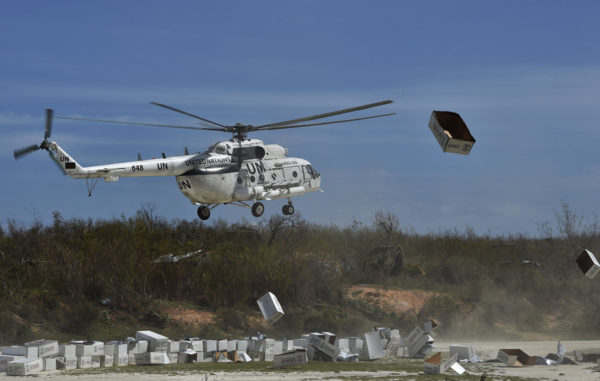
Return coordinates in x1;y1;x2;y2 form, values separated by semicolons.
13;109;53;159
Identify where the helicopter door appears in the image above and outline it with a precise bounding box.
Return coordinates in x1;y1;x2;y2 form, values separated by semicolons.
283;166;302;184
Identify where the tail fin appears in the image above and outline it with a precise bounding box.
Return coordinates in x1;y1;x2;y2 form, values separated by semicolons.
48;141;85;177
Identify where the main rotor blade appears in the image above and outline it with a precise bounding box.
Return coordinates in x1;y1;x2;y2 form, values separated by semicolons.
255;112;397;131
150;102;226;128
54;115;225;132
44;108;53;139
14;144;40;159
256;100;393;129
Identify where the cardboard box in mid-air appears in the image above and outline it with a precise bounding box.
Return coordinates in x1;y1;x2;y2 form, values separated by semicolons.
257;292;284;324
428;111;475;155
576;249;600;279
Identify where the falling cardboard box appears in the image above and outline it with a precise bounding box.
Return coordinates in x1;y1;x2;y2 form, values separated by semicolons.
428;110;475;155
257;292;284;324
576;249;600;279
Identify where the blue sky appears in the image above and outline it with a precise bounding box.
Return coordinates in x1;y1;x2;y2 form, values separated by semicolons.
2;1;599;236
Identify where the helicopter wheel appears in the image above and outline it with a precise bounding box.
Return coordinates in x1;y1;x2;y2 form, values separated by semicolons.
282;204;295;215
197;205;211;220
251;202;264;217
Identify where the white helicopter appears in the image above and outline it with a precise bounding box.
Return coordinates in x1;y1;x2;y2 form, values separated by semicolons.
14;101;395;220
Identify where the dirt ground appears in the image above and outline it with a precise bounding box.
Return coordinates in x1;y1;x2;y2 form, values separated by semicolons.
1;340;599;380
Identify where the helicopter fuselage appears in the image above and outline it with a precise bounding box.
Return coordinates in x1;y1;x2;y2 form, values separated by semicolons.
49;138;321;206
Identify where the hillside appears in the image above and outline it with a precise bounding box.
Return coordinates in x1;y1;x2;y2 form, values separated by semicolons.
1;205;600;345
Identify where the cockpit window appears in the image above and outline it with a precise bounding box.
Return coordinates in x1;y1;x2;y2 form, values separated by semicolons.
215;144;227;154
305;165;319;179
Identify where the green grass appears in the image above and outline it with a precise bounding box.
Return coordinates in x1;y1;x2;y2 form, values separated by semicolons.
63;360;535;380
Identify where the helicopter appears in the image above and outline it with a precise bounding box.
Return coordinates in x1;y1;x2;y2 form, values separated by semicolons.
13;100;395;220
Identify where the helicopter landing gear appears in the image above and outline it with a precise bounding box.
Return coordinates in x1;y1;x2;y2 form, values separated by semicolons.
251;202;264;217
197;205;211;220
282;200;295;216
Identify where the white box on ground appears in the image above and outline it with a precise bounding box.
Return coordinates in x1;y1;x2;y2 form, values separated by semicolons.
135;352;170;365
0;357;18;372
0;355;25;372
136;331;169;352
237;340;248;352
257;292;284;324
576;249;600;279
2;345;38;358
424;352;459;375
115;354;129;367
167;341;180;353
103;344;115;356
100;355;114;367
227;340;238;352
273;349;308;368
204;340;217;353
7;358;43;376
309;334;340;360
450;344;476;361
218;339;228;351
91;355;101;368
363;331;385;360
25;339;59;358
59;344;76;357
128;340;148;354
56;357;77;370
77;356;93;369
43;357;57;371
114;343;128;357
75;341;104;356
293;339;308;348
428;110;475;155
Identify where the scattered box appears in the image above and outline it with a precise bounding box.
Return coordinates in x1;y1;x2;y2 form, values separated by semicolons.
257;292;284;324
450;344;476;361
204;340;217;353
6;358;43;376
167;341;180;353
113;343;128;357
309;334;340;361
115;354;129;367
136;331;169;352
91;355;101;368
59;344;76;357
273;349;308;368
576;249;600;279
218;339;228;352
428;110;475;155
497;349;536;366
77;356;93;369
0;355;25;372
100;355;114;367
424;352;459;375
363;331;385;360
25;339;59;358
135;352;170;365
2;345;38;358
75;341;104;356
128;340;148;354
56;356;77;370
43;357;56;371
